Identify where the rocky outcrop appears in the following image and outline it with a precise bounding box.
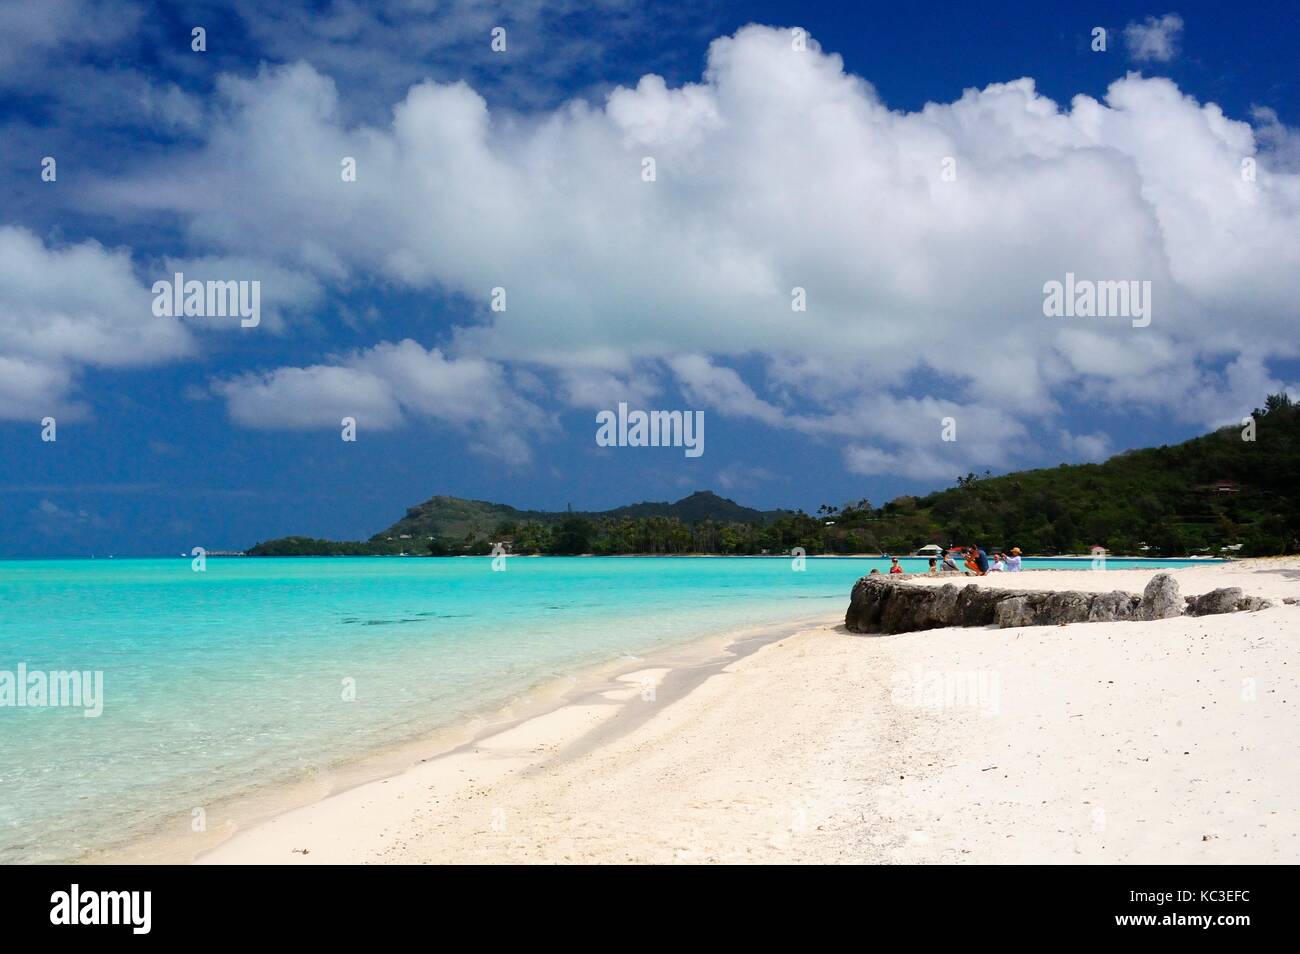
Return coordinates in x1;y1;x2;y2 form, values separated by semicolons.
1184;587;1274;615
990;589;1142;628
845;573;1273;635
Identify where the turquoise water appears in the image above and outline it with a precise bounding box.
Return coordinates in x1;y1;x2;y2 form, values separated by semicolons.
0;555;1217;862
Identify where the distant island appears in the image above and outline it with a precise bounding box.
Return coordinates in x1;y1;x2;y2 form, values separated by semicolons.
247;394;1299;558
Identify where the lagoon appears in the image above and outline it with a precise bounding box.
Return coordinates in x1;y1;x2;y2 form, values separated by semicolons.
0;554;1215;862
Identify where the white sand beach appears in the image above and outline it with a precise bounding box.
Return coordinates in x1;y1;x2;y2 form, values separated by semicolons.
197;558;1300;864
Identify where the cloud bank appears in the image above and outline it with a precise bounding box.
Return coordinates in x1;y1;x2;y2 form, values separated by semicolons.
15;23;1300;476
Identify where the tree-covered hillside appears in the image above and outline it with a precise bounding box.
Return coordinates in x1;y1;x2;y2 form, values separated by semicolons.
247;395;1299;557
849;394;1297;557
374;490;780;544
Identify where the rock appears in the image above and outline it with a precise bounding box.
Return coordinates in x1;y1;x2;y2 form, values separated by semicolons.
844;577;886;632
1043;591;1094;624
1139;573;1182;620
926;583;962;627
994;595;1036;628
880;584;934;633
953;585;988;626
1087;591;1142;622
1236;596;1274;612
845;573;1267;635
1186;587;1244;617
845;578;1015;634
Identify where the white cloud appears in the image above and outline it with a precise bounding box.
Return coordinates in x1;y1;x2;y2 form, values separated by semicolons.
1182;354;1300;429
844;445;957;482
1252;106;1300;172
1124;13;1185;63
839;397;1030;483
557;365;662;409
0;355;80;421
215;363;403;430
669;355;787;427
0;226;192;420
213;339;551;464
1059;430;1113;462
94;25;1300;469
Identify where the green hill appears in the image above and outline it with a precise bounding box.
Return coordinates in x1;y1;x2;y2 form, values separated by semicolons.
843;393;1299;557
247;395;1299;557
247;491;788;556
373;490;781;543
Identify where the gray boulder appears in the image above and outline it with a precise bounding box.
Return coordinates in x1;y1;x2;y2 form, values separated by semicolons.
1186;587;1244;616
1042;591;1094;624
926;583;962;627
1139;573;1182;620
1088;591;1142;622
993;594;1040;628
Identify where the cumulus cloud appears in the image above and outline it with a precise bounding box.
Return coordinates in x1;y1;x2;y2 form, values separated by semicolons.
669;355;788;427
1124;13;1185;63
1251;106;1300;172
557;365;661;409
844;445;957;482
92;24;1300;473
838;397;1030;480
0;226;192;419
212;339;551;464
1059;430;1113;462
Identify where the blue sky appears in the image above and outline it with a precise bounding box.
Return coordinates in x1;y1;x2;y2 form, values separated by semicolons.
1;0;1298;556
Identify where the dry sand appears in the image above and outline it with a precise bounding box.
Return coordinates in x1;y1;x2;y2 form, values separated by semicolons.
198;558;1300;864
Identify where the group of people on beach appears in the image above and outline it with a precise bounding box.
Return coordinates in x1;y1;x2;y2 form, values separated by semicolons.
937;545;1021;575
880;545;1022;576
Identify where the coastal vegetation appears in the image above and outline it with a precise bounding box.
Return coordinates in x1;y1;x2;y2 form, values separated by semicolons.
246;395;1300;558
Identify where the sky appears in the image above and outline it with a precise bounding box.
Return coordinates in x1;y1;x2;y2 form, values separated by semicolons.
1;0;1298;556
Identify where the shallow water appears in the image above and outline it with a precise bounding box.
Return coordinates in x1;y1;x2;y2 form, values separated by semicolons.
0;554;1215;862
